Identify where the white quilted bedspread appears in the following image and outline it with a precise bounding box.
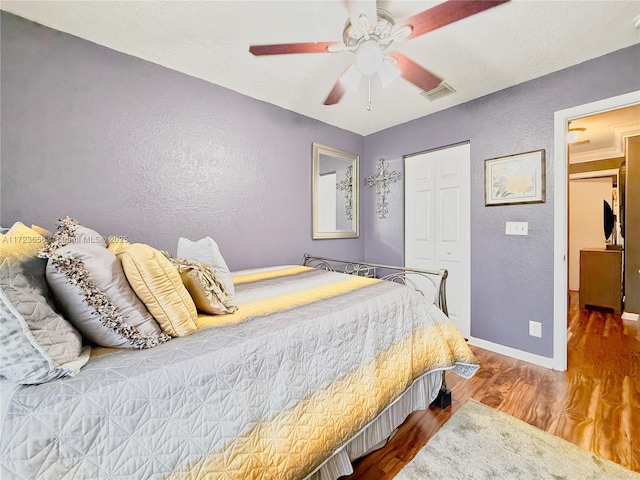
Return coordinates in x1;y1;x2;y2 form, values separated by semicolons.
0;266;477;479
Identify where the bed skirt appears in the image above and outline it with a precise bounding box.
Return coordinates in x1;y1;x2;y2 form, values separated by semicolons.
306;370;443;480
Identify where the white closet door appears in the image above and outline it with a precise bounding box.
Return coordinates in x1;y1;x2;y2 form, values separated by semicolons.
405;143;471;337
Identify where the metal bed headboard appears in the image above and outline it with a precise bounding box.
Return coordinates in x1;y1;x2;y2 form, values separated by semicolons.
301;253;448;316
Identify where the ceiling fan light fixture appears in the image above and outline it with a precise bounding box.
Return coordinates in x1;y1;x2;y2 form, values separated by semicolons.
344;8;394;47
339;64;363;91
327;44;345;53
377;60;401;88
358;14;371;40
356;41;385;75
391;25;413;41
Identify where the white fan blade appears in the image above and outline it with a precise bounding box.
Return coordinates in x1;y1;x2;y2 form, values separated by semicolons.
346;0;377;30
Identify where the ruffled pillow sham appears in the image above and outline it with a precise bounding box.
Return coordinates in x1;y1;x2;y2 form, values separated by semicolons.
45;244;171;349
168;256;237;315
41;218;170;349
40;216;106;256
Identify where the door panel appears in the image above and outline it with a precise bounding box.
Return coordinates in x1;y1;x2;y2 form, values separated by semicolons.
414;191;432;242
439;188;460;243
406;160;435;266
405;143;470;337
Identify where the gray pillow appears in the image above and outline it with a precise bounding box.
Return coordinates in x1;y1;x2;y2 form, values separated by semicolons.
1;256;84;365
0;288;90;384
0;222;87;384
46;244;171;349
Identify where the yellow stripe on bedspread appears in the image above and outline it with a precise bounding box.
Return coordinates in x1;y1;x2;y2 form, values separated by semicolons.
166;321;462;480
197;274;378;329
232;265;312;284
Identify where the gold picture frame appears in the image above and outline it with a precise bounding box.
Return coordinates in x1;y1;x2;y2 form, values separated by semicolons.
484;149;546;206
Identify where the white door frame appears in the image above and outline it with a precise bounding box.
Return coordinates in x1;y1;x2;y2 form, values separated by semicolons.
553;90;640;371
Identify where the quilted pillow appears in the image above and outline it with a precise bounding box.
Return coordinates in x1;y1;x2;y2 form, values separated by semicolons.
121;243;198;337
0;223;87;383
169;257;238;315
177;236;235;298
45;244;171;349
0;289;90;384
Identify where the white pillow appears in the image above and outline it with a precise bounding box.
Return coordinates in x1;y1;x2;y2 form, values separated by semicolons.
177;237;235;298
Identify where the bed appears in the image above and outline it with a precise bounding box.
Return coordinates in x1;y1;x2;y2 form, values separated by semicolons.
0;254;478;479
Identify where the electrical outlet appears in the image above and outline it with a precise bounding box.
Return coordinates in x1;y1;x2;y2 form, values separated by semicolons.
506;221;528;235
529;321;542;338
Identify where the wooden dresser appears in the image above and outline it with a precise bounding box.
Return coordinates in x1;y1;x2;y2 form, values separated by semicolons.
579;248;623;314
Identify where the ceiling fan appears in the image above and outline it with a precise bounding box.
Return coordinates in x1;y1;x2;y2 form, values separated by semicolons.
249;0;510;106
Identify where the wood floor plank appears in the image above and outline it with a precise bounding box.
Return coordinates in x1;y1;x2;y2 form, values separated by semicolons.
344;292;639;478
602;370;629;463
631;406;640;472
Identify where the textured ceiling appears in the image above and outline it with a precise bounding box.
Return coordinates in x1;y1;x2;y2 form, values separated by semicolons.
2;0;639;136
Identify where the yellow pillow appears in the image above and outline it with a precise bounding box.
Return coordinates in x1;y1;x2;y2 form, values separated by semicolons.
0;222;48;260
107;237;131;256
121;243;197;337
31;224;51;237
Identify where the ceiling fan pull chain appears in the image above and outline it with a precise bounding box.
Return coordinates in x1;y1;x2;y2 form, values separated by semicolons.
367;75;372;111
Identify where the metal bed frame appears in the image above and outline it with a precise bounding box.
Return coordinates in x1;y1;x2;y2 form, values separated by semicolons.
301;253;448;314
301;253;453;408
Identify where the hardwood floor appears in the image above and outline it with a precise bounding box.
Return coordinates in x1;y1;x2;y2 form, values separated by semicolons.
345;292;640;478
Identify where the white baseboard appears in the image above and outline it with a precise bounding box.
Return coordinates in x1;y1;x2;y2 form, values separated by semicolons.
467;336;558;370
622;311;639;321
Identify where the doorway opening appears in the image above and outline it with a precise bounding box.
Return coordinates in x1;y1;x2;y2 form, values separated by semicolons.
553;91;640;371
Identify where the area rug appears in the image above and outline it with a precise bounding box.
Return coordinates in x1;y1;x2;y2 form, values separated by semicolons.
395;399;639;480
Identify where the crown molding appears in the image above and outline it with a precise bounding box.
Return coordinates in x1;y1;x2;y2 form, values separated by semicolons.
570;122;640;163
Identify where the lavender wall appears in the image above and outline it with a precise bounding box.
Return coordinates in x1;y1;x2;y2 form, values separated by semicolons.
364;44;640;357
0;12;364;270
3;11;639;359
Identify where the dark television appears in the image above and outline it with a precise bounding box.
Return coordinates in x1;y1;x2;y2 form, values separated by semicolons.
604;199;614;241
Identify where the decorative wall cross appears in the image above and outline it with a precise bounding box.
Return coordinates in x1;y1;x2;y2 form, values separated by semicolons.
336;165;354;220
365;158;401;219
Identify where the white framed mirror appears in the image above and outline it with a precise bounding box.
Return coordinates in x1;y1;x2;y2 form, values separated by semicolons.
312;142;359;239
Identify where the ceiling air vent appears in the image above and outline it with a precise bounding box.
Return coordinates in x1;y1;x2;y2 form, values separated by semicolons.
420;82;456;101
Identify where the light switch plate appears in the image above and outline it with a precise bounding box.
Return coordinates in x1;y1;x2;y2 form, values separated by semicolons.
506;221;528;235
